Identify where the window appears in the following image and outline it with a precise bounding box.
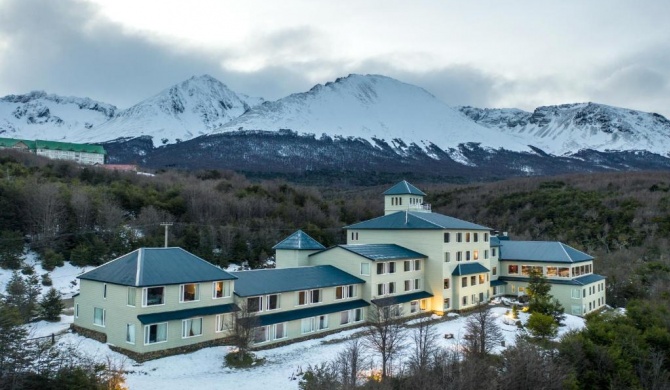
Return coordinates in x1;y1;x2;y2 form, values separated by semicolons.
340;310;350;325
558;267;570;277
180;283;200;302
145;323;168;344
473;250;479;260
462;296;467;306
350;231;359;241
302;317;315;333
474;233;479;242
404;280;412;292
303;315;328;332
404;260;411;272
336;285;356;299
311;289;321;304
457;252;463;262
274;323;287;340
583;289;586;298
388;262;396;274
254;326;269;343
127;287;136;307
216;314;229;333
479;274;485;284
213;281;231;298
388;282;396;294
508;265;519;275
444;252;450;262
360;262;370;276
546;267;557;277
462;277;467;288
444;298;450;309
492;248;497;257
318;315;328;330
266;294;280;311
414;279;420;290
377;263;385;275
472;294;477;304
248;296;262;312
519;287;525;293
354;308;363;322
411;301;418;313
484;233;489;242
457;233;462;242
470;276;477;286
414;260;421;271
103;284;107;299
182;318;203;338
466;251;471;261
75;303;79;318
126;323;135;344
444;232;450;243
143;286;165;306
299;290;321;305
484;250;489;259
93;307;105;327
492;266;497;276
466;232;471;242
444;279;450;289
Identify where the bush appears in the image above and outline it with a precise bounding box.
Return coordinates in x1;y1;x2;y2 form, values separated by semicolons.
224;351;263;368
41;273;53;286
41;249;64;271
527;312;558;339
40;287;64;322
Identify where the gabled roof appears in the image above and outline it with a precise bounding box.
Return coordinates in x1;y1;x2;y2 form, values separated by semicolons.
499;241;593;263
78;247;236;287
452;263;490;276
345;211;491;230
332;244;427;261
383;180;426;196
272;230;325;250
231;265;364;297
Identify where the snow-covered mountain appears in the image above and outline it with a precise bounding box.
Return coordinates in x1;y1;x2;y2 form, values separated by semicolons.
72;75;264;146
0;91;116;140
214;74;532;154
459;103;670;156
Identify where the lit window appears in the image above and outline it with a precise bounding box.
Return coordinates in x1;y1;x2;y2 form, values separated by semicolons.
180;283;199;302
213;281;231;298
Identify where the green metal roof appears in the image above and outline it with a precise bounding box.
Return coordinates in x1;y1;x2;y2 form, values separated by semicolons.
498;274;605;286
451;263;490;276
383;180;426;196
0;137;35;149
490;279;507;287
334;244;427;261
231;265;365;297
345;211;491;231
272;230;325;250
137;303;239;324
78;247;237;287
499;241;593;263
35;139;106;155
253;299;369;326
371;291;433;307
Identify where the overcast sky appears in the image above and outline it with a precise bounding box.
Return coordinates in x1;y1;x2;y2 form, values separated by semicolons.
0;0;668;116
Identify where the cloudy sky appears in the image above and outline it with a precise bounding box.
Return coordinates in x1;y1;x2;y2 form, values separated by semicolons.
0;0;668;116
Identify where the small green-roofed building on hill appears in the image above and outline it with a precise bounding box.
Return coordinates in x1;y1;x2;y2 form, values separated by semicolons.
0;137;106;165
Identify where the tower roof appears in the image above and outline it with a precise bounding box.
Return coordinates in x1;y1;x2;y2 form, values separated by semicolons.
272;230;326;250
383;180;426;196
345;211;491;230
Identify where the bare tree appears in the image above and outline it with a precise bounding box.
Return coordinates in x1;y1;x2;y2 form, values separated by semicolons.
499;337;573;390
227;302;257;362
363;304;407;379
463;304;504;356
408;316;439;375
24;181;66;243
334;338;367;390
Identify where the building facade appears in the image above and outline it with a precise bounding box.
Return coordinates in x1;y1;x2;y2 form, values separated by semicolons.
74;181;607;358
0;137;106;165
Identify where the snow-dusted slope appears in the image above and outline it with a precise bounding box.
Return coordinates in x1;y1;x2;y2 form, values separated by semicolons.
459;103;670;156
73;75;264;146
213;74;532;152
0;91;116;141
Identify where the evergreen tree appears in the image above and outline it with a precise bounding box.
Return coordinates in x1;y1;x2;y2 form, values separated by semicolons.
0;230;24;270
39;288;64;322
527;270;565;325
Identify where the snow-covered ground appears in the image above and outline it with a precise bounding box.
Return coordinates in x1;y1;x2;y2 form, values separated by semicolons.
44;306;584;390
0;252;92;299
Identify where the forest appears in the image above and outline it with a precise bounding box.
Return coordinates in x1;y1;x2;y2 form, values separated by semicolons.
0;149;669;389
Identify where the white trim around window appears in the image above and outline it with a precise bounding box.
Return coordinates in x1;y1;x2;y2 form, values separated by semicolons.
213;281;232;299
144;322;168;345
182;317;203;338
179;283;200;303
142;286;165;307
93;307;105;327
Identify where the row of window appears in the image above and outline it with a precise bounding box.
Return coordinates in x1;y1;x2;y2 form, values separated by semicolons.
248;284;359;313
460;274;488;288
507;264;592;278
461;292;487;307
443;232;490;243
254;308;365;343
111;281;233;307
375;259;421;275
571;282;605;299
376;279;420;296
444;249;493;262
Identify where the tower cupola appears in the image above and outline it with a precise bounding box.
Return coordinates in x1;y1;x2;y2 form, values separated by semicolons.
383;180;430;215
